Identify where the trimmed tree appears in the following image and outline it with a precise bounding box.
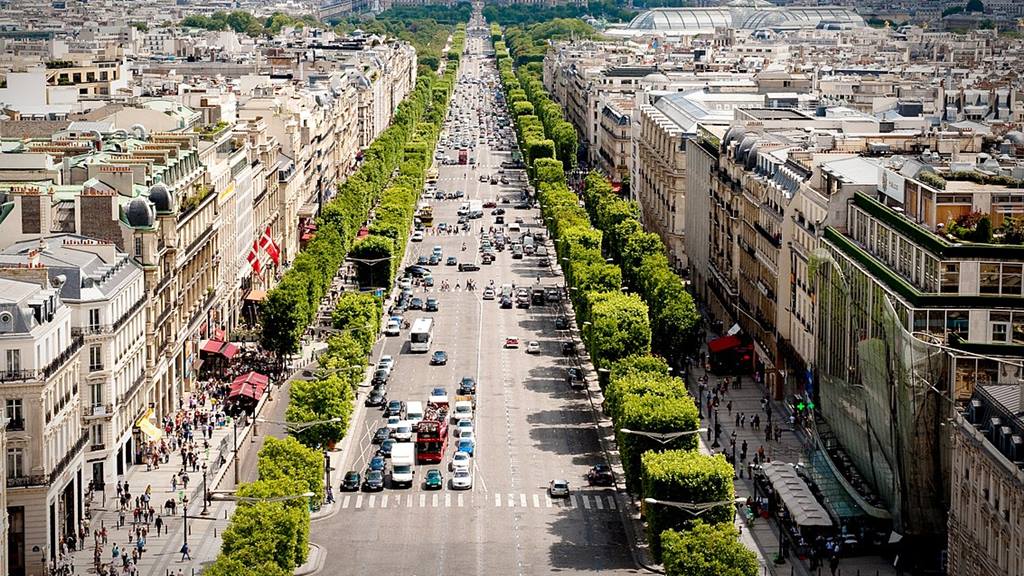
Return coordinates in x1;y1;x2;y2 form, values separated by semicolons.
641;450;735;561
285;373;354;449
257;436;325;502
661;523;758;576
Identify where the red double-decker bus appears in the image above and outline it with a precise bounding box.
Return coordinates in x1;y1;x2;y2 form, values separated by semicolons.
415;418;448;463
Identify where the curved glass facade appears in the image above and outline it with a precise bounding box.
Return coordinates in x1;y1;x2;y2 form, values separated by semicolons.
624;6;865;33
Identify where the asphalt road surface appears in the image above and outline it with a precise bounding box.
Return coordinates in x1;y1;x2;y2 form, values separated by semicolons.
310;17;638;576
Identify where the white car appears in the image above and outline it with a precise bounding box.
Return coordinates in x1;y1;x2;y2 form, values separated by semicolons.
398;277;413;290
450;451;471;472
451;400;474;423
526;341;540;354
393;421;413;442
455;419;473;437
411;231;425;242
452;469;473;490
377;355;395;374
429;388;449;405
458;429;476;446
386;415;402;432
482;288;495;300
385;319;401;336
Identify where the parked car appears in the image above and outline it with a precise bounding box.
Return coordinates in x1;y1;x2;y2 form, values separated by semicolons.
587;464;615;486
548;479;570;498
566;367;585;389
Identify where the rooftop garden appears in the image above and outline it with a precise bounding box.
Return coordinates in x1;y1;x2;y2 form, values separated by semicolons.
195;120;231;139
947;211;1024;245
918;169;1024;190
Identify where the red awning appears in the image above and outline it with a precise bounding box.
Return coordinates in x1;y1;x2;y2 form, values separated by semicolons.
229;371;269;400
708;335;742;354
200;339;225;354
214;328;227;341
221;343;240;360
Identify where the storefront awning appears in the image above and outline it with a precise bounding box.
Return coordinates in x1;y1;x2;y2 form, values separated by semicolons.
229;371;269;400
245;290;267;302
761;461;832;528
135;410;163;441
214;328;227;341
200;339;239;359
708;335;742;354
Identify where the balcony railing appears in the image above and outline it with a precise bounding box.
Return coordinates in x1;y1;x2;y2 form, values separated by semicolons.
72;325;111;337
5;418;24;431
42;333;84;379
5;431;88;489
51;431;89;482
117;373;146;407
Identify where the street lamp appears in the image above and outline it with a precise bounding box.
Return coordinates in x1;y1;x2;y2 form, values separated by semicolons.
210;491;316;503
201;462;209;515
644;497;746;516
182;494;190;548
256;417;343;433
619;428;708;445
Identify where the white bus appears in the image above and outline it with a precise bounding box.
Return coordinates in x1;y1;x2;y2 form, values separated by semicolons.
409;318;434;353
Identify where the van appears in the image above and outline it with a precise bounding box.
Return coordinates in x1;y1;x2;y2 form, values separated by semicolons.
522;235;535;255
405;401;424;426
500;284;513;299
508;222;521;233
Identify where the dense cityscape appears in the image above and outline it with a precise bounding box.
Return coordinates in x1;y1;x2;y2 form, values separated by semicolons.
0;0;1022;575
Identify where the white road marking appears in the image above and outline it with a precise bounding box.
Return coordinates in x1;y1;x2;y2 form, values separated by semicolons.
432;493;439;507
407;494;413;508
567;495;576;509
508;493;515;507
420;494;427;508
341;496;350;509
381;494;388;508
581;495;591;510
520;493;528;508
445;493;451;508
594;495;603;510
458;493;464;507
355;495;363;509
495;493;501;507
532;494;540;508
607;496;617;510
545;494;553;508
368;495;376;508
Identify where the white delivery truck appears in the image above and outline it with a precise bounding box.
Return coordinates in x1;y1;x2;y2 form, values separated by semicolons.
391;443;415;487
468;200;483;219
405;401;425;427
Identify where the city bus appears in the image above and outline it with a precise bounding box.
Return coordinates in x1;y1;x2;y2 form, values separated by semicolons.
410;317;434;352
416;204;434;227
426;166;439;184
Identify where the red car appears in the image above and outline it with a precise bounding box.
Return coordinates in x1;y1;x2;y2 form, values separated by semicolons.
483;200;497;208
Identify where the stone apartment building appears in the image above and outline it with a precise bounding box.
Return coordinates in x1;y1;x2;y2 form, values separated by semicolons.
0;273;85;575
948;383;1024;576
0;236;147;494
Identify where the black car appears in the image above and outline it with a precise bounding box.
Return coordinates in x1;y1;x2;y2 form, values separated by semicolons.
500;296;513;309
408;297;423;310
587;464;615;486
431;350;449;365
378;439;395;458
446;256;458;266
514;202;531;210
363;470;385;492
555;316;570;330
566;367;585;389
459;376;477;395
405;265;430;278
340;471;361;491
491;208;505;215
371;369;389;386
385;400;405;417
416;255;429;265
372;426;391;444
425;298;439;312
562;341;576;356
459;262;480;272
364;388;387;407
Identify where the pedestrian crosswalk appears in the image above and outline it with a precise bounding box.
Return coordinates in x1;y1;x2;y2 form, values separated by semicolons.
336;491;618;512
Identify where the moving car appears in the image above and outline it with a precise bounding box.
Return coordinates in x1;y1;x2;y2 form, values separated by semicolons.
482;287;495;300
377;355;395;374
385;318;401;336
368;456;387;473
458;376;477;395
364;388;387;407
431;350;449;365
363;470;385;492
429;387;449;405
500;296;513;309
555;316;570;330
385;400;405;417
393;422;414;442
340;471;361;491
458;262;481;272
455;419;474;437
504;337;520;348
526;341;540;354
378;438;395;458
587;464;615;486
562;341;576;356
446;256;458;266
372;427;391;444
450;451;471;472
411;231;425;242
452;469;473;490
424;469;444;490
425;297;439;312
372;369;389;386
548;479;570;498
457;438;475;456
566;367;585;390
408;297;423;310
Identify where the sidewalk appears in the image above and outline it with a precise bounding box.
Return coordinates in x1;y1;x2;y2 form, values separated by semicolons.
685;333;898;576
66;390;252;575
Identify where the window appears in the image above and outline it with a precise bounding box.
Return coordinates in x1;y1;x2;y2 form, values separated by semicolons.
90;382;103;407
1001;264;1022;296
89;308;100;330
5;349;20;373
992;322;1010;343
89;344;103;372
6;447;24;478
5;399;23;430
135;237;143;259
941;263;960;293
91;424;104;447
980;263;1001;294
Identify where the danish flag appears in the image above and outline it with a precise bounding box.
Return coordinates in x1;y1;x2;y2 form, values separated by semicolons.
247;240;262;275
259;226;280;266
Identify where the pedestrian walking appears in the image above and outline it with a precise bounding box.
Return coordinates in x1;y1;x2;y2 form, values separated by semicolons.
726;400;732;415
180;542;191;562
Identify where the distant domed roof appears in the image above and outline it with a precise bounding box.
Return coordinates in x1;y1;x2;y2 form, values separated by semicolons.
1005;131;1024;146
148;175;173;213
643;72;671;84
125;197;155;228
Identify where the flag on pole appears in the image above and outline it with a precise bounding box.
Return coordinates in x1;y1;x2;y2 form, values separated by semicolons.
247;240;262;275
259;226;281;266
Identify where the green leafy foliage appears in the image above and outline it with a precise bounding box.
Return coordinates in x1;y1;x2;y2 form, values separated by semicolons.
257;436;325;503
286;373;354;448
642;451;736;560
661;523;758;576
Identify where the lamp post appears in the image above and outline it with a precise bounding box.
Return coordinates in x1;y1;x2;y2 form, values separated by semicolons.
182;494;190;547
232;417;240;484
210;491;316;504
619;428;708;445
201;462;209;515
644;496;745;516
711;408;721;448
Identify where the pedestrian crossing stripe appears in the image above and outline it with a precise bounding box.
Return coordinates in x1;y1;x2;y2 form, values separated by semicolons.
336;492;617;511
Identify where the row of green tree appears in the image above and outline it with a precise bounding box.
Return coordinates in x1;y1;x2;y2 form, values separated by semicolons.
203;437;324;575
498;18;597;66
493;24;754;576
258;26;462;364
181;11;322;36
333;9;469;76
